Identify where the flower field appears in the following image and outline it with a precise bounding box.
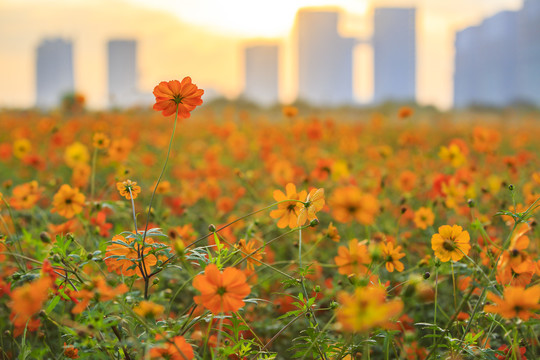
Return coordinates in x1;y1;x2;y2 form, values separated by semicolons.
0;79;539;359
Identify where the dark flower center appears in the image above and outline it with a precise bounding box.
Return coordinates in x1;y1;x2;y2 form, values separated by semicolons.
173;95;184;105
65;198;73;205
443;239;455;252
217;286;227;296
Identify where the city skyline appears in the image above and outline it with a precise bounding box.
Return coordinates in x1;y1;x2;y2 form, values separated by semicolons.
0;0;525;110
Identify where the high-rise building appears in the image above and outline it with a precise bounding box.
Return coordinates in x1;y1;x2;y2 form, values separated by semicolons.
108;39;139;108
296;9;355;106
36;38;74;109
372;8;416;104
516;0;540;106
454;1;540;108
244;44;279;105
454;12;518;108
454;26;481;108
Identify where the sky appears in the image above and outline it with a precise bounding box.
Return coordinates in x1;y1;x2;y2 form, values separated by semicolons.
0;0;522;109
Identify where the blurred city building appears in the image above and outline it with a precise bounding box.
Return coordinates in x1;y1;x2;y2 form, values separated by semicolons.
243;44;279;106
454;0;540;108
108;39;146;108
372;8;417;104
296;9;355;106
36;38;74;109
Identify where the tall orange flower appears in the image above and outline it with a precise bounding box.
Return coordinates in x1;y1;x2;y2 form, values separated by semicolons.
105;234;167;277
153;77;204;118
270;183;306;229
297;187;325;226
484;285;540;320
116;179;141;200
51;184;86;219
192;263;251;314
431;225;470;262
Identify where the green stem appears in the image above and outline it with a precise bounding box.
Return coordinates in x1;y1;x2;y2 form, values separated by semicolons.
90;147;97;200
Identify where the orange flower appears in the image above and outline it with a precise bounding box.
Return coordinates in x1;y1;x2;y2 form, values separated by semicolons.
235;239;263;271
337;286;403;332
297;187;325;226
92;132;110;149
63;343;79;359
150;335;194;360
413;207;434;230
192;263;251;314
381;242;405;272
116;179;141;200
153;77;204;118
330;186;379;224
10;180;42;210
269;183;306;229
484;285;540;320
398;106;413;119
431;225;471;262
105;234;165;277
9;276;52;326
51;184;85;219
334;239;372;276
108;138;133;162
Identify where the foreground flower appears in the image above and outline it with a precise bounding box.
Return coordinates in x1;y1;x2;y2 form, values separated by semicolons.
337;286;403;332
153;77;204;118
270;183;306;229
193;263;251;314
116;179;141;200
297;187;325;226
9;276;52;327
51;184;86;219
484;285;540;320
150;335;194;360
335;239;371;276
105;234;167;277
431;225;471;262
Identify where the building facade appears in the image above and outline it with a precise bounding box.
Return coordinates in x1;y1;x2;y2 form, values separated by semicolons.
372;8;416;104
244;44;279;106
296;9;355;106
36;38;74;109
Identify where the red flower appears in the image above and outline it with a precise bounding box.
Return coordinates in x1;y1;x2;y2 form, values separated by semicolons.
153;77;204;118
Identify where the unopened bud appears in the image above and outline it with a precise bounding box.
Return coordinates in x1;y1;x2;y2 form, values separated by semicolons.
208;224;216;232
309;219;319;227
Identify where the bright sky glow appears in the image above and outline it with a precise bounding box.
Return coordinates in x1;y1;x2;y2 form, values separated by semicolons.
128;0;369;37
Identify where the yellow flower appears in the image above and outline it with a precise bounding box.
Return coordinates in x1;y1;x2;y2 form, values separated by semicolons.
438;144;466;168
64;142;90;168
431;225;471;262
381;242;405;272
413;207;434;230
13;138;31;159
51;184;86;218
133;301;165;318
337;286;403;332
